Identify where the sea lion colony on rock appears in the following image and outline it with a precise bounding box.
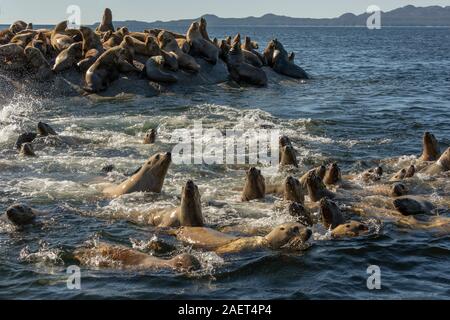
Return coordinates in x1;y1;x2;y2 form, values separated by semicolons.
4;129;449;272
0;8;309;95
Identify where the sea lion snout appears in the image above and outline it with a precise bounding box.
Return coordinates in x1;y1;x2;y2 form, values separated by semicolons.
37;122;57;136
391;183;408;197
171;253;201;272
5;204;36;226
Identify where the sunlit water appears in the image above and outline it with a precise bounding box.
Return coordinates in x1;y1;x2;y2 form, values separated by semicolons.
0;27;449;299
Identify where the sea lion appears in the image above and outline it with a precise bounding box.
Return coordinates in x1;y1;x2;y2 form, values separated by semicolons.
103;152;172;197
19;143;36;157
420;147;450;175
158;31;200;73
319;198;345;229
15;132;37;149
84;45;138;93
145;56;178;83
0;29;15;45
241;167;266;201
96;8;115;33
361;166;383;182
331;221;369;239
419;132;440;161
148;180;204;227
393;196;436;216
37;122;58;136
24;46;53;80
143;129;157;144
175;223;312;254
264;39;308;79
367;182;408;197
199;17;212;42
53;42;83;72
26;32;49;55
266;176;305;203
299;165;326;190
122;35;160;57
288;202;314;227
324;163;342;185
51;21;75;52
239;36;263;68
390;165;415;181
74;243;200;272
176;38;191;54
280;144;298;168
186;21;219;65
242;36;266;66
9;21;28;34
77;26;105;72
306;171;335;202
226;35;267;87
5;204;37;226
102;27;129;49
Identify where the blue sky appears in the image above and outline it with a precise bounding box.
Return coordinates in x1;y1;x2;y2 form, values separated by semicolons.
0;0;449;24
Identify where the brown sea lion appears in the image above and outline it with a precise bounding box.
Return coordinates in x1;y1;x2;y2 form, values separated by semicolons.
241;167;266;201
299;165;326;190
0;29;15;45
25;32;49;55
280;144;298;168
288;202;314;227
264;39;308;79
419;132;440;161
76;26;105;72
74;243;200;272
9;21;28;34
361;166;383;182
96;8;115;33
148;180;204;228
103;152;172;197
240;38;263;68
306;171;335;202
242;36;266;66
199;17;212;42
266;176;305;204
158;31;200;73
324;163;342;185
53;42;83;72
37;122;58;136
145;56;178;83
226;35;267;87
19;143;36;157
331;221;369;239
51;21;75;52
393;196;436;216
390;165;415;181
143;129;157;144
176;38;191;53
102;27;129;49
186;21;219;65
175;223;312;255
319;198;345;229
420;147;450;175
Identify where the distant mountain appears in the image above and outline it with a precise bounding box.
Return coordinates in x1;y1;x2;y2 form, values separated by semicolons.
92;5;450;30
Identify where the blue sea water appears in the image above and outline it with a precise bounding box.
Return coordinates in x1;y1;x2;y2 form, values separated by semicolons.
0;26;449;299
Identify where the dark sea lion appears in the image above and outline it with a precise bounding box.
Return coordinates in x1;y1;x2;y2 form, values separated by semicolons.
0;29;15;45
143;128;157;144
15;132;37;149
242;36;266;66
186;21;219;65
419;132;440;161
361;166;383;182
420;147;450;175
288;202;313;227
306;171;335;202
53;42;83;72
264;39;308;79
145;56;178;83
96;8;115;33
391;183;408;197
393;196;436;216
74;243;200;272
158;31;200;73
19;143;36;157
103;152;172;197
226;35;267;87
37;122;58;136
9;21;28;34
51;21;75;52
199;17;212;42
319;198;345;229
148;180;204;228
324;163;342;185
24;47;53;80
77;27;105;72
175;223;312;254
5;204;37;226
280;144;298;167
26;32;49;55
283;176;305;203
241;167;266;201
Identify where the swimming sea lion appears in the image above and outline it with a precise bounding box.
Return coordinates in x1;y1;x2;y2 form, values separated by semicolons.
103;152;172;197
15;132;37;149
280;144;298;168
306;171;335;202
74;243;200;272
37;122;58;136
241;167;266;201
299;165;326;190
226;35;267;87
419;132;440;161
264;39;308;79
390;165;415;181
158;31;200;73
96;8;115;33
175;223;312;254
53;42;83;72
148;180;204;227
420;147;450;175
319;198;345;229
143;129;157;144
266;176;305;203
361;166;383;182
331;221;369;239
393;196;436;216
288;202;313;226
19;143;36;157
186;21;219;65
323;163;342;185
5;204;37;226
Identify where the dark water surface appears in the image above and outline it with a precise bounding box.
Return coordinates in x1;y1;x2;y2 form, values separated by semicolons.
0;27;449;299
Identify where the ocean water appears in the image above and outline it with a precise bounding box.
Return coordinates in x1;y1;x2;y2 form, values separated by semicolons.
0;27;449;300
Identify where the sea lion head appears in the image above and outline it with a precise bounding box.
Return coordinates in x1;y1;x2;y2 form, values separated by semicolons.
319;198;344;229
280;145;298;167
169;253;201;272
9;21;28;34
200;17;207;29
392;168;407;181
179;180;204;227
144;36;161;55
437;147;450;170
241;167;265;201
324;163;341;185
284;176;304;203
393;197;429;216
5;204;36;226
15;132;37;150
37;122;58;136
143;129;157;144
288;202;313;227
244;37;258;50
31;32;48;55
306;171;328;202
331;221;369;239
391;183;408;197
279;135;292;148
421;132;440;161
20;143;36;157
362;166;383;182
157;31;176;49
139;152;172;191
315;165;327;180
405;165;416;178
265;223;312;250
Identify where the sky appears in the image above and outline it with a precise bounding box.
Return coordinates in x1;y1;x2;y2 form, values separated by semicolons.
0;0;449;24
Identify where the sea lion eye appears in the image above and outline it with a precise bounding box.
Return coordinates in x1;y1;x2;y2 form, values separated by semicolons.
280;227;285;231
292;226;299;233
